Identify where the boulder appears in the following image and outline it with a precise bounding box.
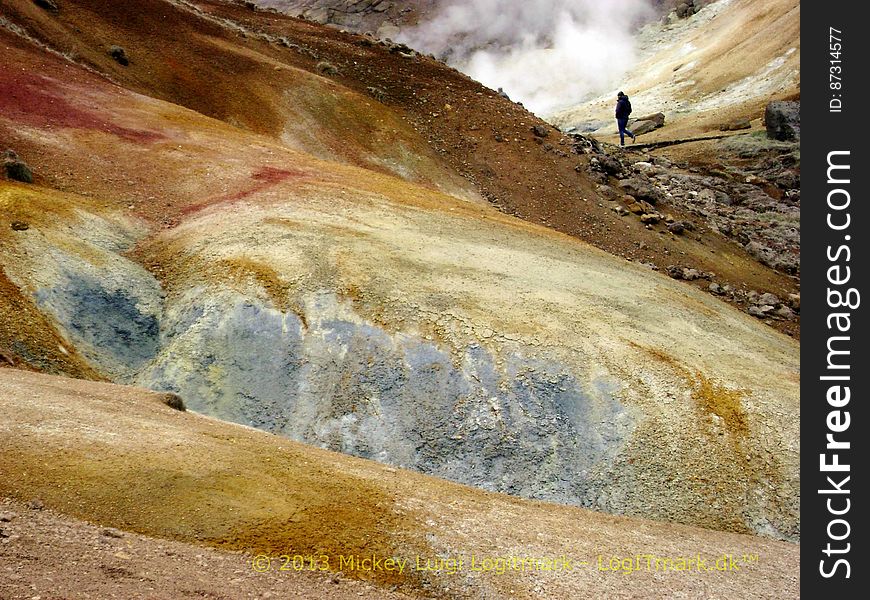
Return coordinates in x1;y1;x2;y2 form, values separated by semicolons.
632;161;655;173
618;176;664;204
758;292;780;306
108;45;129;66
631;120;659;136
666;265;701;280
719;118;752;131
675;2;696;18
667;221;685;234
3;150;33;183
316;61;339;75
764;101;800;141
531;124;549;138
596;154;624;176
775;170;800;190
748;305;772;318
774;306;795;320
633;112;666;128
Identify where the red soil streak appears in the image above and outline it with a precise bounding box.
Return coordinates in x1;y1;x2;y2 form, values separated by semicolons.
0;70;164;144
180;166;306;216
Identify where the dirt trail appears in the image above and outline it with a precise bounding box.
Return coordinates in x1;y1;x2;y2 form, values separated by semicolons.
0;497;416;600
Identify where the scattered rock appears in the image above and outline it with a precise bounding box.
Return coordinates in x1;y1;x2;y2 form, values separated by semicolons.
787;293;801;311
749;305;774;318
764;100;800;141
744;174;766;185
26;499;45;511
387;42;413;55
0;512;13;522
665;265;710;281
108;45;129;66
631;161;655;173
11;221;29;231
101;527;124;538
774;305;794;319
709;282;723;294
774;170;800;190
618;177;663;204
640;213;660;224
625;201;646;215
531;125;549;138
757;292;780;306
675;2;696;18
590;154;623;176
667;221;685;234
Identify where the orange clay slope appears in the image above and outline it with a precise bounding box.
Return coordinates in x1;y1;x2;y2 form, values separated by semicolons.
0;368;799;599
0;0;478;201
1;0;800;311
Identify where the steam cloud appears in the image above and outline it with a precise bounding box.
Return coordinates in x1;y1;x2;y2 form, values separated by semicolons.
400;0;655;116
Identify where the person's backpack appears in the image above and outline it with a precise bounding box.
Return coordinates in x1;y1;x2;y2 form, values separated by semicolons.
625;98;632;115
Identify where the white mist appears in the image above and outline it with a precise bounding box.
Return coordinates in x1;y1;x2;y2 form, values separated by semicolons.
400;0;655;116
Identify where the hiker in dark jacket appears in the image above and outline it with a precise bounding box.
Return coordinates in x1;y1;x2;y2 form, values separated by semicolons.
615;91;636;146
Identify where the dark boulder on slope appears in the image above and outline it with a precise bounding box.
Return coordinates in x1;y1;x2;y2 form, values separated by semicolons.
3;150;33;183
764;101;800;141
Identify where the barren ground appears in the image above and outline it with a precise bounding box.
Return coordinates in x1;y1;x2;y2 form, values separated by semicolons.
1;369;800;599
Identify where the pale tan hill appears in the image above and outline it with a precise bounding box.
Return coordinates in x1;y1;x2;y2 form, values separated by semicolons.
1;369;799;599
551;0;800;141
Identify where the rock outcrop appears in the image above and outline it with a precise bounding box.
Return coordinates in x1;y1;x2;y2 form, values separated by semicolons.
765;100;800;141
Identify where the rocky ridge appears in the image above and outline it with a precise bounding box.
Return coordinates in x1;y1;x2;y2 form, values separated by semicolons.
572;129;799;330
